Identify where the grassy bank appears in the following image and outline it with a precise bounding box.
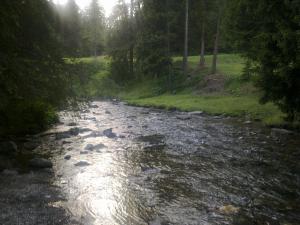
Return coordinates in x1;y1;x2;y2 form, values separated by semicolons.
76;54;286;126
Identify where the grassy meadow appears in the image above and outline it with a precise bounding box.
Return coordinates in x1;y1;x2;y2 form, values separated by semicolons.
74;54;286;126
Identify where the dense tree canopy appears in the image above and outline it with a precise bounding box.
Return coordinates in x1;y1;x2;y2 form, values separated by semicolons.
226;0;300;120
1;0;299;135
0;0;71;134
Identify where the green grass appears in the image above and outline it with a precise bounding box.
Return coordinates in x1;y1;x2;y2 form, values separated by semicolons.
120;54;285;125
127;94;284;125
73;54;286;126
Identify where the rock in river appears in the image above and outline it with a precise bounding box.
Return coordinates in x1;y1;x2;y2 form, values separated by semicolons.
64;155;71;160
188;111;203;116
74;160;90;167
29;158;53;169
103;128;117;138
219;205;240;215
90;104;99;109
176;115;192;121
85;143;106;151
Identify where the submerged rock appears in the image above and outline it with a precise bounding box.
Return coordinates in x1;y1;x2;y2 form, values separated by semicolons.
55;133;71;140
64;155;71;160
219;205;240;214
85;144;94;151
176;115;192;121
90;104;99;109
83;109;91;113
80;151;89;155
136;134;165;145
103;128;117;138
29;158;53;169
55;127;80;140
74;160;90;167
143;144;166;151
67;122;77;127
271;128;293;135
84;143;106;151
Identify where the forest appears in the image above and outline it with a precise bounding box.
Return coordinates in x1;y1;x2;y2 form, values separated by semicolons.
0;0;299;135
0;1;300;224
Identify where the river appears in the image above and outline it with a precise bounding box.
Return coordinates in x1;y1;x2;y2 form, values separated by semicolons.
0;101;299;225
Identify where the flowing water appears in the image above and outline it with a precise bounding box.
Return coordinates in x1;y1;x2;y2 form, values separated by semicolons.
0;101;299;225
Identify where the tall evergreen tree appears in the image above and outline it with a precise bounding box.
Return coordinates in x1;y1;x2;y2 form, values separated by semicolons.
226;0;300;121
82;0;105;57
60;0;81;56
135;0;172;78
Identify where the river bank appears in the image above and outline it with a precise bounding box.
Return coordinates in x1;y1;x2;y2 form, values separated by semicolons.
74;55;296;129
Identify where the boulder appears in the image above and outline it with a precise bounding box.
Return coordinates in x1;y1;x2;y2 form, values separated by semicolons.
29;158;53;169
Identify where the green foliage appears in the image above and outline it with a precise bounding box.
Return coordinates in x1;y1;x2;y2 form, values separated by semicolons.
68;57;120;98
0;0;73;135
226;0;300;121
81;0;106;56
0;100;58;135
106;1;133;82
57;0;81;56
135;0;172;78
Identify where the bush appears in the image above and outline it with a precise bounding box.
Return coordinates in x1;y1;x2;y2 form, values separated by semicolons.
0;100;58;135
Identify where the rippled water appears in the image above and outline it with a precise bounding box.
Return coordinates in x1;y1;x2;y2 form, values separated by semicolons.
1;101;300;225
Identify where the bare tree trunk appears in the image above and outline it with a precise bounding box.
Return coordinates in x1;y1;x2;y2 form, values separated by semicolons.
129;0;134;77
183;0;189;77
212;7;221;74
199;21;205;67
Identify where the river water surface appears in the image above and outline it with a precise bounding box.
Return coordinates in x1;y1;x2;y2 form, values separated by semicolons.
0;101;299;225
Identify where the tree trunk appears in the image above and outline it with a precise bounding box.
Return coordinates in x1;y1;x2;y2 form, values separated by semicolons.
129;0;134;77
199;21;205;67
212;7;221;74
183;0;189;77
166;0;172;92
